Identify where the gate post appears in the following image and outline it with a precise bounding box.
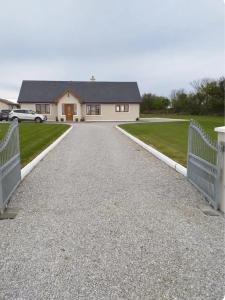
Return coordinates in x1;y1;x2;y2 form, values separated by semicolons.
215;126;225;212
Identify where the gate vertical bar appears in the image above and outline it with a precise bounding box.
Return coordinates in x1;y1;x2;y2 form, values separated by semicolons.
187;120;193;179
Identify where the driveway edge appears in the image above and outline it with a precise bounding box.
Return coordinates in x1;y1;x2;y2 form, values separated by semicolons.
116;125;187;177
21;125;73;180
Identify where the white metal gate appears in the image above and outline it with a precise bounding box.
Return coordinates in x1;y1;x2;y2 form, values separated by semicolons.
187;120;219;209
0;120;21;213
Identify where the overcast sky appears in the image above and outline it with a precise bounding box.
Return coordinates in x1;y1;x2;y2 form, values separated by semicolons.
0;0;224;101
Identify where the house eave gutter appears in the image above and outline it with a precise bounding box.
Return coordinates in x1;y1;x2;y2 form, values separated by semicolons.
18;100;142;104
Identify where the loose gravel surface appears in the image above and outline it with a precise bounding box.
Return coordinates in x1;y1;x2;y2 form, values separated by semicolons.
0;122;224;300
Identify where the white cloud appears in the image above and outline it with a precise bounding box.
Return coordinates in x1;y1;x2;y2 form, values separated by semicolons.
0;0;224;99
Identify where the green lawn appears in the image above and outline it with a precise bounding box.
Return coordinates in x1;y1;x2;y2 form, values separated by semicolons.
0;123;70;167
120;115;224;166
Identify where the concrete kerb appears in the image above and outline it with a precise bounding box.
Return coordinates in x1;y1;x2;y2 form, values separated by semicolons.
116;125;187;177
21;125;73;181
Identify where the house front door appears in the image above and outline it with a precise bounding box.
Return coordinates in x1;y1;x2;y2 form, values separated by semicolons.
64;104;74;121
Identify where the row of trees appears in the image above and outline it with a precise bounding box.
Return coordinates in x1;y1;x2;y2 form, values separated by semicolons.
141;77;224;115
141;94;170;113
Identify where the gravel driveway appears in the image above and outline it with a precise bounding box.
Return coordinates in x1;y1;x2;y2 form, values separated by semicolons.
0;122;224;300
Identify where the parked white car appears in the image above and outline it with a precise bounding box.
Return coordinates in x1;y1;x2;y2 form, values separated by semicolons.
9;109;47;123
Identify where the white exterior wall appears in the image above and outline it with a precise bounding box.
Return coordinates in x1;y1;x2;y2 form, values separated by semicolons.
20;103;57;121
19;101;140;122
57;93;82;121
83;103;140;121
0;102;10;110
0;101;18;110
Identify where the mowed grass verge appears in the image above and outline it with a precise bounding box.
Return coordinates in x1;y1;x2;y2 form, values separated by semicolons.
120;115;224;166
0;123;70;167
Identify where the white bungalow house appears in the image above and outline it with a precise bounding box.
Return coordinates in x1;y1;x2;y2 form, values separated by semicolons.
0;98;19;110
18;80;141;122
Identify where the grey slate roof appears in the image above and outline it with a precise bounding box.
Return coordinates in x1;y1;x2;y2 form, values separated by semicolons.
18;81;141;103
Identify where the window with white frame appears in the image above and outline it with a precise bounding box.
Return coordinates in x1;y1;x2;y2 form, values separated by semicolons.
36;104;50;114
115;104;129;112
86;104;101;115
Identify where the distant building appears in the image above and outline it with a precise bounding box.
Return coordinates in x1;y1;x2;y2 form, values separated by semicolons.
0;98;19;110
18;80;141;122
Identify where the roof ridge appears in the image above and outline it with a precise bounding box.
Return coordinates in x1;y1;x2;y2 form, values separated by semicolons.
22;80;138;84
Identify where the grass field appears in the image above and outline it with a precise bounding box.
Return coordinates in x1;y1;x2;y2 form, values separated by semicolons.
141;113;224;121
0;123;70;167
120;115;224;166
140;114;224;140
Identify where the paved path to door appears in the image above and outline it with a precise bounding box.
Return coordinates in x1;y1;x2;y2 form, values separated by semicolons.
0;123;224;300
